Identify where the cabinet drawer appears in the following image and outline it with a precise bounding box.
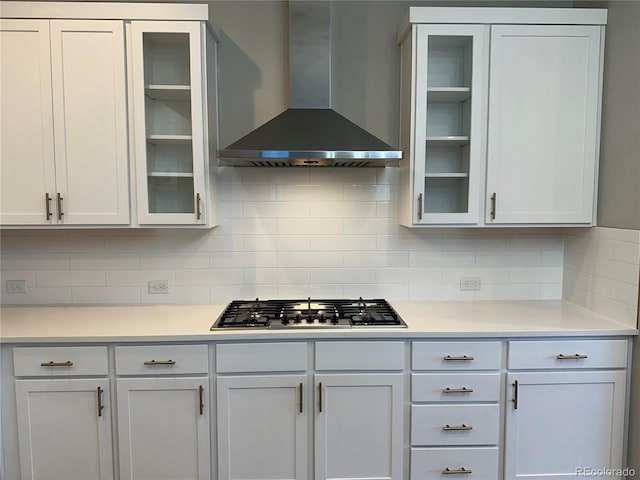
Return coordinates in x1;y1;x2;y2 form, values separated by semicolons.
412;373;500;402
216;342;307;373
411;447;499;480
315;341;404;371
411;405;499;446
115;345;208;375
508;339;628;370
412;342;501;370
14;346;108;377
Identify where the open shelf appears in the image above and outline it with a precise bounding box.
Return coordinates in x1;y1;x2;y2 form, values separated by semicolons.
148;172;195;178
425;172;469;178
427;87;471;102
145;84;191;101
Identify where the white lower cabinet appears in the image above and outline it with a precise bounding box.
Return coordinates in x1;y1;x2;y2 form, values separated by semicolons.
504;340;628;479
116;377;211;480
13;346;113;480
216;374;308;479
216;341;405;480
315;373;404;480
115;344;210;480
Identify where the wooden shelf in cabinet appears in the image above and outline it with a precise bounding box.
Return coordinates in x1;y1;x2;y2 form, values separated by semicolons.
146;134;192;145
426;136;470;146
145;84;191;101
427;87;471;102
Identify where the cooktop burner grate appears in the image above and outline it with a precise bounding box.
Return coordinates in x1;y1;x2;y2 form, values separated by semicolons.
211;298;406;329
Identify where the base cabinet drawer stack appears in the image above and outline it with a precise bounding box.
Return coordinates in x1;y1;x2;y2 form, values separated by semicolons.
504;339;629;479
115;344;210;480
410;341;502;479
13;346;114;480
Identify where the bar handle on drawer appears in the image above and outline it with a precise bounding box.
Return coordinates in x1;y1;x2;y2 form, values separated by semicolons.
557;353;588;360
444;355;475;361
143;359;176;366
41;361;73;367
97;386;104;417
443;467;472;475
443;387;474;394
512;380;519;410
199;385;204;415
443;424;473;431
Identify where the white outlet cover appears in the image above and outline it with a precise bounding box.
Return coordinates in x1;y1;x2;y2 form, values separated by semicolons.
148;280;169;294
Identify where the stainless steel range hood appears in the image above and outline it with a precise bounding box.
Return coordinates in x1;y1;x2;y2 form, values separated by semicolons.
217;1;402;167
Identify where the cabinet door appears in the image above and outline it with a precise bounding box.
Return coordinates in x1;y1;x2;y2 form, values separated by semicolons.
116;377;210;480
130;21;207;225
315;374;403;480
504;371;626;479
50;20;130;225
217;375;308;480
0;20;56;225
486;25;602;224
411;24;489;225
15;379;114;480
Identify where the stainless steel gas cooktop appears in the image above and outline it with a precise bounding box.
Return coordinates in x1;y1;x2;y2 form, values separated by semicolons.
211;298;407;329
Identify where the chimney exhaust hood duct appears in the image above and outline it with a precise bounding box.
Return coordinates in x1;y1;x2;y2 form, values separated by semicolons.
217;1;402;167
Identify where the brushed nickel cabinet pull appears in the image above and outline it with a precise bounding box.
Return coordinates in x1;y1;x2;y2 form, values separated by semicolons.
299;382;303;414
199;385;204;415
143;359;176;366
56;193;63;220
418;193;423;220
97;386;104;417
45;193;52;220
443;387;474;394
490;192;496;220
443;424;473;431
513;380;519;410
444;355;475;361
318;382;323;413
557;353;588;360
41;360;73;367
196;193;201;220
443;467;472;475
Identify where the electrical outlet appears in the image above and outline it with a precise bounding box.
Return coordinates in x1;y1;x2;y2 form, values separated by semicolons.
148;280;169;294
6;280;27;294
460;277;481;291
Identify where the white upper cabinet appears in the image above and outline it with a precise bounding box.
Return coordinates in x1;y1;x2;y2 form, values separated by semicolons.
130;20;218;227
0;19;129;226
0;3;218;228
398;8;606;227
404;24;488;225
486;25;602;225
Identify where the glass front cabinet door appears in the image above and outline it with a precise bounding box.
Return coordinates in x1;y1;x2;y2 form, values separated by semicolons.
402;24;488;225
130;21;217;226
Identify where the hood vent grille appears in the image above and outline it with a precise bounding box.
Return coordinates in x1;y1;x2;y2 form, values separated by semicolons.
217;1;402;167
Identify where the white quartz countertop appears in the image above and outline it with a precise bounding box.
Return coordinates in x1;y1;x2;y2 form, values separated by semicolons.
0;300;636;343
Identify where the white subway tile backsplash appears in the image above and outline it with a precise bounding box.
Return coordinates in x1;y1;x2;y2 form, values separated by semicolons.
71;286;141;304
70;254;139;270
2;254;70;271
6;170;614;308
1;270;37;286
563;227;639;327
39;270;106;287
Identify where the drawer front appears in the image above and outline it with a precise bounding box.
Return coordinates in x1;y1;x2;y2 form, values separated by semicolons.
411;405;499;446
412;373;501;402
216;342;307;373
413;342;502;370
115;344;208;375
411;447;499;480
315;341;404;371
14;346;108;377
508;339;628;370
